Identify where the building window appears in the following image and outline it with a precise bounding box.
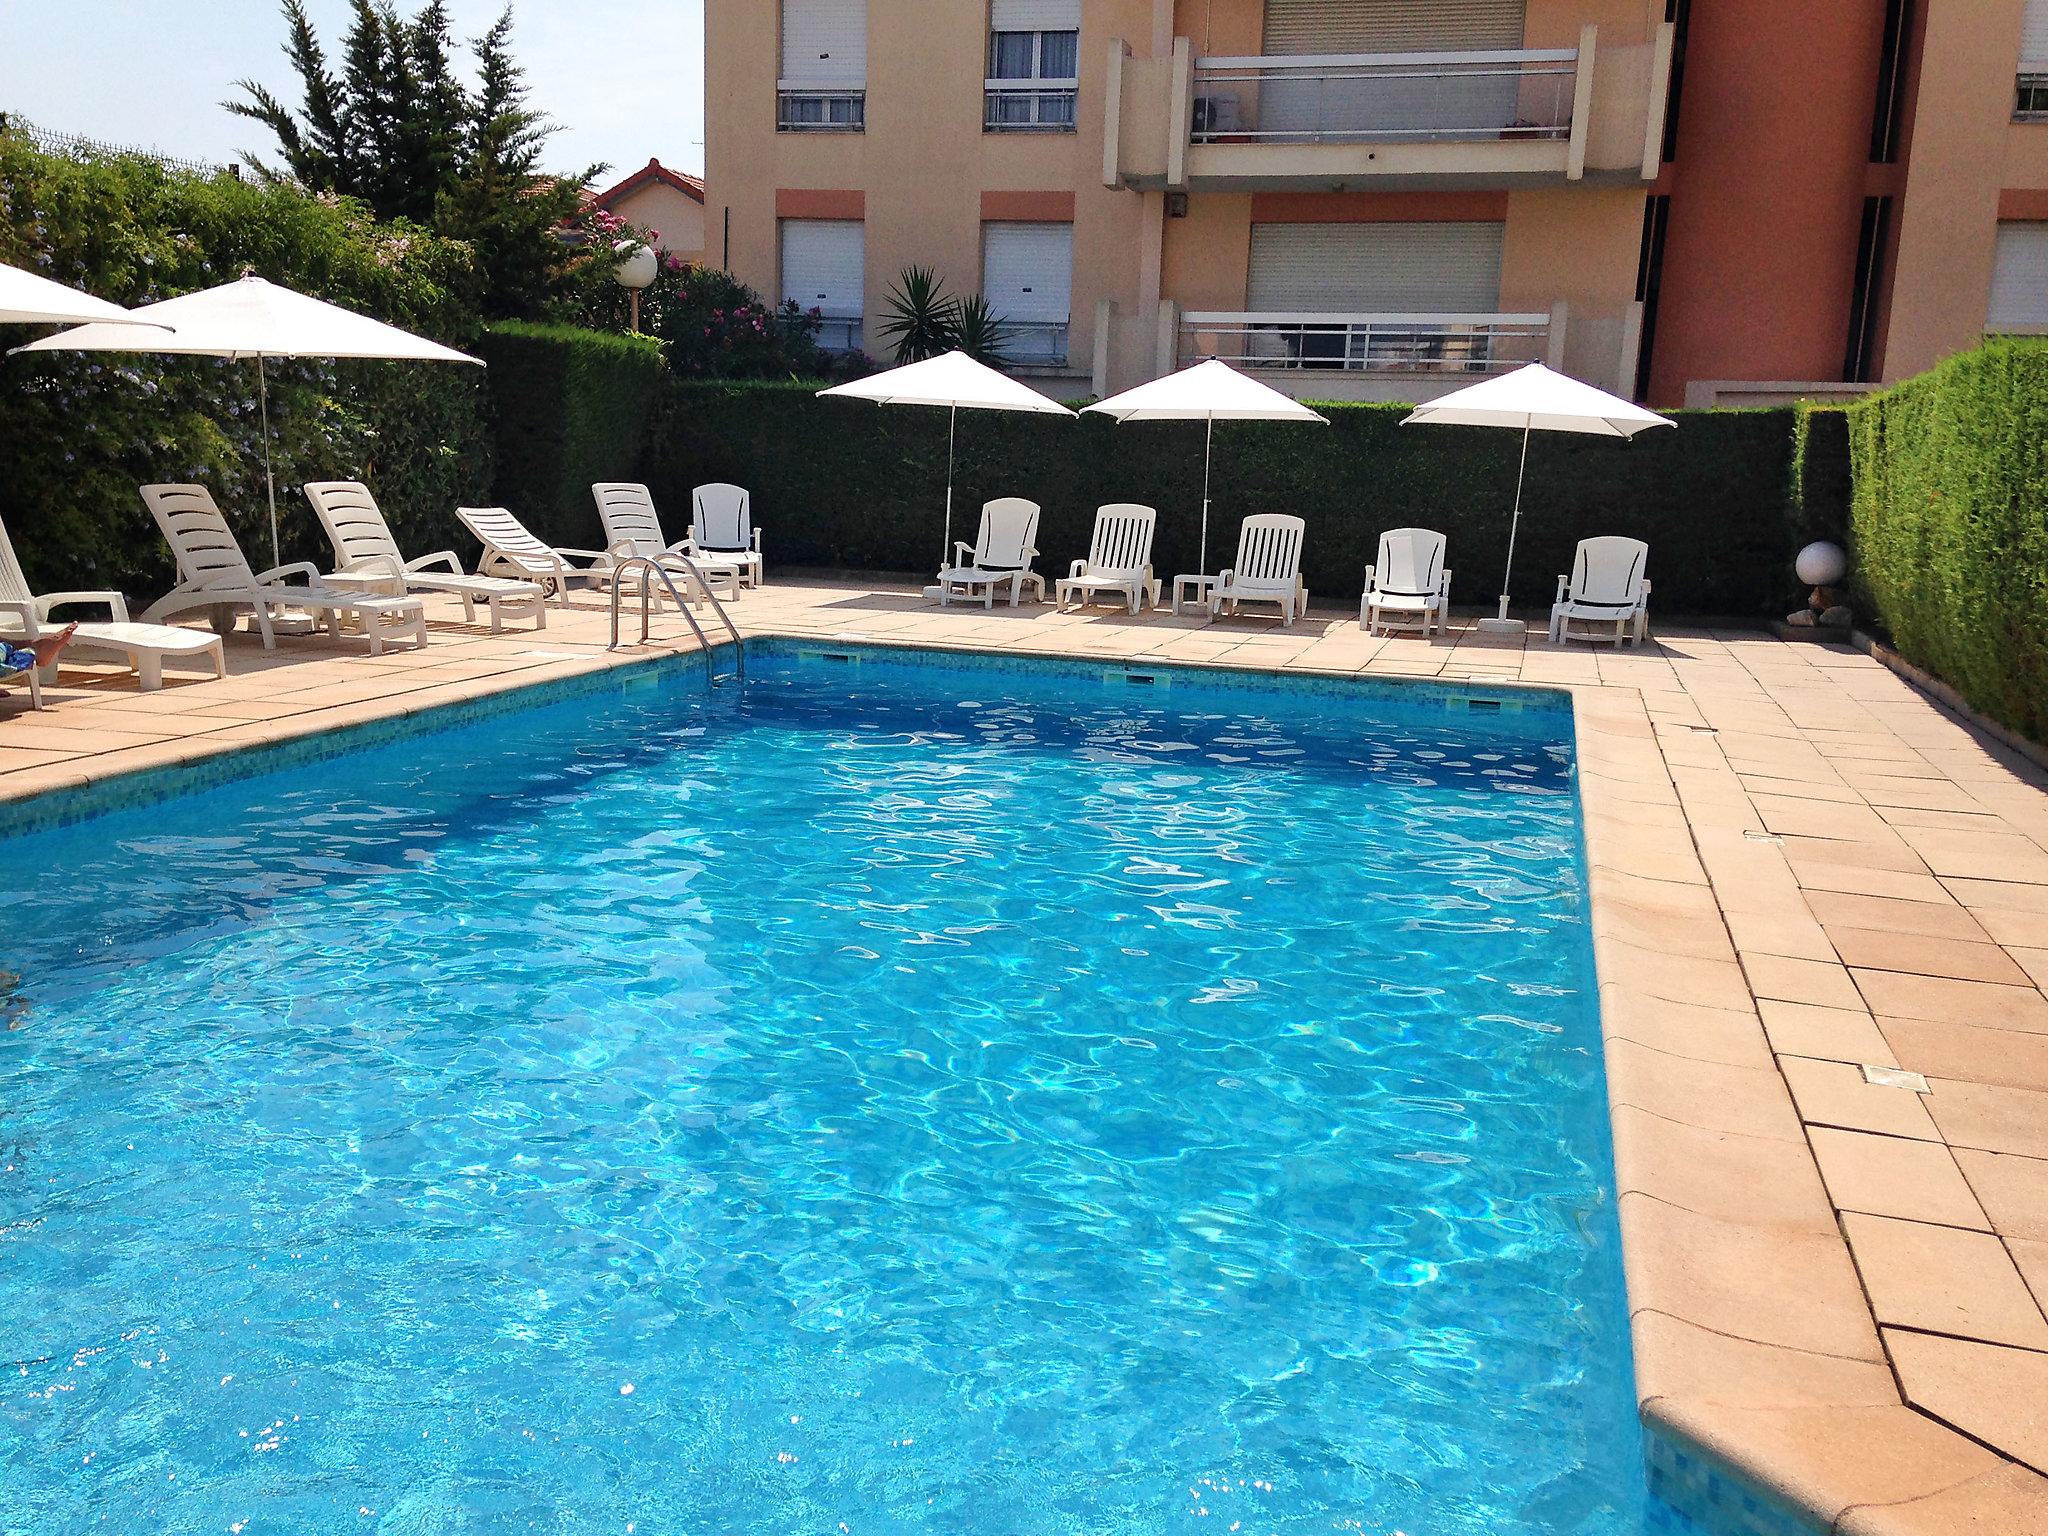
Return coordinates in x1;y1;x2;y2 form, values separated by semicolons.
780;218;866;352
2022;1;2048;120
981;221;1074;366
985;1;1079;132
779;0;867;132
1989;222;2048;332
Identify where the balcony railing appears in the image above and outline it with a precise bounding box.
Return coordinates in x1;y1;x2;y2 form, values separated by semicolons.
2018;66;2048;122
1181;312;1550;374
777;86;866;132
985;80;1079;132
998;321;1071;367
812;316;864;353
1191;48;1578;145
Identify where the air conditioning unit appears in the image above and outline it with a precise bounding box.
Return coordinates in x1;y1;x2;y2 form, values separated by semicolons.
1192;92;1241;135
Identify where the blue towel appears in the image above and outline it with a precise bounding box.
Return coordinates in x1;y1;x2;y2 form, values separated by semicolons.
1;642;33;675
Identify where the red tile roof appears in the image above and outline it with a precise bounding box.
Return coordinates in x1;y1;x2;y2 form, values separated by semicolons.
587;158;706;209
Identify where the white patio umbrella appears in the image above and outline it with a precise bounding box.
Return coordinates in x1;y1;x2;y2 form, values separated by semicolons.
0;260;174;329
1402;363;1672;634
819;350;1074;570
12;273;482;567
1084;358;1326;573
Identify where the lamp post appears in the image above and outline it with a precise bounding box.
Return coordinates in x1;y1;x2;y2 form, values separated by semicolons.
614;239;658;333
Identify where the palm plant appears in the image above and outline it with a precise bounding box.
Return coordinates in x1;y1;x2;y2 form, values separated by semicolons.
951;294;1014;368
879;266;958;363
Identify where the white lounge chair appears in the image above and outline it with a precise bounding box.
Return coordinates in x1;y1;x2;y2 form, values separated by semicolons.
139;484;426;653
1210;514;1308;626
937;498;1046;608
305;481;547;634
688;482;765;588
455;506;615;606
1361;527;1451;636
1550;536;1651;647
1056;503;1160;614
590;483;743;605
0;511;223;698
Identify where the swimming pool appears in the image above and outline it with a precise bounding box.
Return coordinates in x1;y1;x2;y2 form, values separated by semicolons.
0;641;1650;1533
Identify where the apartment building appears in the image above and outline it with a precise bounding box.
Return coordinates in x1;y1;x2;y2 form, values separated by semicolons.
704;0;2048;406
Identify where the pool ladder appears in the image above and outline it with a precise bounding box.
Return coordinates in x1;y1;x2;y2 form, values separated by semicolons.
605;555;745;690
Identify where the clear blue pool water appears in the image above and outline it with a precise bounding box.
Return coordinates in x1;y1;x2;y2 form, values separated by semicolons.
0;642;1648;1534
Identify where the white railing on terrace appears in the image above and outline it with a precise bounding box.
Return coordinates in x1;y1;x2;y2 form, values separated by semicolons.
1181;312;1550;374
777;85;865;132
984;80;1079;131
1191;49;1578;145
812;316;864;353
999;321;1071;368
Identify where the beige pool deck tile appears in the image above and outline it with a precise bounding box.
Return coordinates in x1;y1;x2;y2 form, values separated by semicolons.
1926;1079;2048;1159
1834;1460;2048;1535
1758;1000;1898;1065
1956;1150;2048;1242
1880;1017;2048;1095
1630;1312;1901;1411
1808;1127;1990;1229
1843;1213;2048;1349
1807;889;1992;942
1605;1038;1807;1141
1743;953;1869;1011
1828;926;2035;985
1610;1105;1836;1230
1782;1056;1943;1140
1884;1329;2048;1476
1852;968;2048;1032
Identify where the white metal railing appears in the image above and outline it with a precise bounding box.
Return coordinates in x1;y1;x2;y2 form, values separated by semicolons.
777;85;866;132
1181;312;1550;374
1191;49;1578;144
812;316;864;353
2018;65;2048;121
985;79;1079;131
1000;321;1070;367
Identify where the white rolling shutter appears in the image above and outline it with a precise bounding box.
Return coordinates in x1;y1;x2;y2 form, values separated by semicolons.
1262;0;1525;54
1990;223;2048;329
1248;223;1505;313
781;0;867;85
780;220;866;317
2024;0;2048;65
982;223;1073;322
991;0;1080;31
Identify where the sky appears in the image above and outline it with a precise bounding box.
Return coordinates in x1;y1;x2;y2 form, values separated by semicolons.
0;0;705;187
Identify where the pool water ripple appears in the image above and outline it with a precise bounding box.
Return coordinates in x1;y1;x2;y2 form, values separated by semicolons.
0;646;1647;1534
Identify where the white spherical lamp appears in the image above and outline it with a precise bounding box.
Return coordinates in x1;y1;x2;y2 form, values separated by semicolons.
1795;541;1848;588
613;240;659;332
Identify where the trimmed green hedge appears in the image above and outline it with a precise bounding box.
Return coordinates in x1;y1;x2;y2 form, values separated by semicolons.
1848;339;2048;742
477;321;666;549
644;381;1837;616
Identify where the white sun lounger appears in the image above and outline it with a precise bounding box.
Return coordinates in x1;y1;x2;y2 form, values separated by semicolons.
1361;527;1451;636
455;505;616;606
1210;514;1308;626
590;483;743;605
0;511;224;700
305;481;546;634
689;482;765;588
1550;536;1651;647
139;484;426;653
1056;503;1160;614
937;498;1045;608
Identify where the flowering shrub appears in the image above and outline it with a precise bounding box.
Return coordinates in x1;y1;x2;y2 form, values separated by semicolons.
0;127;493;597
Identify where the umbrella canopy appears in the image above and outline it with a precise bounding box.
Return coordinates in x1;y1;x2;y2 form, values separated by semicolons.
819;351;1074;574
1085;358;1326;572
0;260;173;330
13;274;483;567
1402;363;1673;631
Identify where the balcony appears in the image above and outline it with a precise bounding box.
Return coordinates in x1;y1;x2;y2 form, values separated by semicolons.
778;86;865;133
1000;321;1071;370
813;316;865;353
985;80;1079;133
1180;310;1551;398
1106;25;1674;191
2018;66;2048;122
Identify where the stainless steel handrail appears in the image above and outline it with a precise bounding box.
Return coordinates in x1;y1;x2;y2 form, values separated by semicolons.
605;555;745;688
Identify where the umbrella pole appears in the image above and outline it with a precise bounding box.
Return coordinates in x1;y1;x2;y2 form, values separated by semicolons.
1200;414;1214;574
942;402;958;575
1494;421;1533;624
256;356;281;570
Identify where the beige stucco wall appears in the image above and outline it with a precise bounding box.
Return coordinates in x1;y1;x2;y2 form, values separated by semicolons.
608;182;707;266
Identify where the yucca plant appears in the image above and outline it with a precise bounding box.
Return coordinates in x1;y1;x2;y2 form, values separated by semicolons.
879;266;958;363
951;294;1014;368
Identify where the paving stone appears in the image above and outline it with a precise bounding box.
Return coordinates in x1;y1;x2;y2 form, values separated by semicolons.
1808;1128;1989;1230
1954;1150;2048;1242
1782;1056;1942;1140
1885;1329;2048;1476
1843;1213;2048;1349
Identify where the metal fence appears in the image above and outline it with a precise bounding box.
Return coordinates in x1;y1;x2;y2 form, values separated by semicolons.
2;113;230;176
1191;49;1578;145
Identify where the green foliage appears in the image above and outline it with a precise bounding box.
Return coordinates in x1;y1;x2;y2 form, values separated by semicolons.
879;267;957;363
1847;338;2048;742
0;126;492;598
643;380;1813;614
476;321;665;547
952;295;1013;368
228;0;594;318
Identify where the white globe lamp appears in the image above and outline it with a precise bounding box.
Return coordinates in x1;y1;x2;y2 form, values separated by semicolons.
613;240;659;333
1795;541;1848;588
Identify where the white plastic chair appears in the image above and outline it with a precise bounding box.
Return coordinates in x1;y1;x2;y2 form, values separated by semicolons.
1361;527;1451;636
689;483;764;588
1056;504;1160;614
306;481;547;634
139;484;426;654
1210;514;1308;626
1550;536;1651;646
455;505;615;607
0;511;223;698
591;483;742;606
937;498;1045;608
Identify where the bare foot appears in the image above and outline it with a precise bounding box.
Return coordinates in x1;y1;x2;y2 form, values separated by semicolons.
29;623;76;669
